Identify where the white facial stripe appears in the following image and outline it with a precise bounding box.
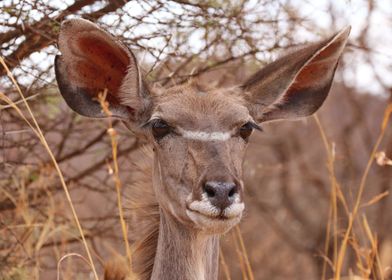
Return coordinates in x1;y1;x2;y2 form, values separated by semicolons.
181;130;231;141
148;113;161;122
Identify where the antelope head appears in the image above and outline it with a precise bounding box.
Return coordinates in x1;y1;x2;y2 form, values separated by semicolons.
55;19;349;234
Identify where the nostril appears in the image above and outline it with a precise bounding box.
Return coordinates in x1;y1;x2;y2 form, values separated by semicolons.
204;183;216;198
203;181;239;210
228;185;238;197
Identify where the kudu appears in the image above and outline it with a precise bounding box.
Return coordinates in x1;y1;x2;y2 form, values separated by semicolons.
54;18;350;280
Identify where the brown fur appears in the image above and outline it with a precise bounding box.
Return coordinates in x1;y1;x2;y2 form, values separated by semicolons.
55;19;350;280
103;146;158;280
104;255;131;280
125;146;159;280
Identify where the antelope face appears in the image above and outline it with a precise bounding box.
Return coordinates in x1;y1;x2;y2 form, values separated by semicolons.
54;19;349;235
145;86;255;233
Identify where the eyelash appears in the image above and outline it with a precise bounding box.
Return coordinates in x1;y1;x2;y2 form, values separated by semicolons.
239;121;262;140
149;119;172;139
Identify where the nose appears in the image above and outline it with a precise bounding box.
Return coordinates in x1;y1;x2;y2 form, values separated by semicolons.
203;181;239;210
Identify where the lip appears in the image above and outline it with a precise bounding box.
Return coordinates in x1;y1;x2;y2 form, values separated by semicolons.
186;206;240;221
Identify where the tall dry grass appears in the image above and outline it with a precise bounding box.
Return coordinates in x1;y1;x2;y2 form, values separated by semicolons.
1;53;392;280
315;103;392;280
1;57;99;280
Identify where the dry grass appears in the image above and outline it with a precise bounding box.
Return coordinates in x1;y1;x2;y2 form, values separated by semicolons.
1;53;392;280
0;57;99;280
315;103;392;280
97;90;135;278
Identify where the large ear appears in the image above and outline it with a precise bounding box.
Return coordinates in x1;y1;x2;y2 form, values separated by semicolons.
55;18;150;121
241;27;350;123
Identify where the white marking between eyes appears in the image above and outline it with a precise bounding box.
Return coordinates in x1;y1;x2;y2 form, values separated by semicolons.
181;130;231;141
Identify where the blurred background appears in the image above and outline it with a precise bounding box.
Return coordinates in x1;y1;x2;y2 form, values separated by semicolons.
0;0;391;279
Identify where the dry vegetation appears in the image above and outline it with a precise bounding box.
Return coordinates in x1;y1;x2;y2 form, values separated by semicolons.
1;0;392;279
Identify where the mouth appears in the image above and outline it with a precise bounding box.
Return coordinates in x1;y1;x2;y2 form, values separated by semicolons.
185;205;243;221
185;198;244;232
186;207;236;221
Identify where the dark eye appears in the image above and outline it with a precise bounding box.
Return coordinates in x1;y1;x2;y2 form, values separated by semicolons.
239;122;258;140
151;119;171;139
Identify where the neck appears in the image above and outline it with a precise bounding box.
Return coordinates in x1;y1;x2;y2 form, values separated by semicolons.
150;210;219;280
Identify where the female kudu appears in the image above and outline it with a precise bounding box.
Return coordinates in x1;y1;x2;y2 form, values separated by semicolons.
54;18;349;280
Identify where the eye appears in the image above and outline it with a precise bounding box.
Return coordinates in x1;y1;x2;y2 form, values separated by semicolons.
239;122;260;140
151;119;171;139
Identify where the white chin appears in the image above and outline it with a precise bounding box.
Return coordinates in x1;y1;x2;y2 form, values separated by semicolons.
186;209;242;234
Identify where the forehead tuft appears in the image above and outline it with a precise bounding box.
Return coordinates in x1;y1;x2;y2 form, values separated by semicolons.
152;83;249;130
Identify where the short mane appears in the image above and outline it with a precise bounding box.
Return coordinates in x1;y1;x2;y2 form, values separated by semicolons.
125;146;159;280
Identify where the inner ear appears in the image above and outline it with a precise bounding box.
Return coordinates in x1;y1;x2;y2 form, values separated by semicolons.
63;29;130;96
241;27;350;123
55;19;145;120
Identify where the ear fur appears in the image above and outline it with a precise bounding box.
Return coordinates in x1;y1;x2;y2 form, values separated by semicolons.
55;18;149;121
241;27;350;123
